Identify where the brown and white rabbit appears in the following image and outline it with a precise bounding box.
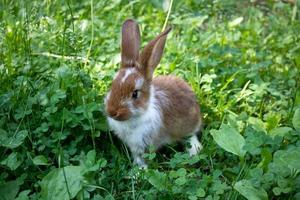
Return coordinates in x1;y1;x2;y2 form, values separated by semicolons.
105;19;202;168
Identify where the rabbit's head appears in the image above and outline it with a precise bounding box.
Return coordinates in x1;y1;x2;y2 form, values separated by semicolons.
105;19;171;121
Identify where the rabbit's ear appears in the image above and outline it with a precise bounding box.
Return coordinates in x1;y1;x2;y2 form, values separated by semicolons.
121;19;141;68
139;26;171;80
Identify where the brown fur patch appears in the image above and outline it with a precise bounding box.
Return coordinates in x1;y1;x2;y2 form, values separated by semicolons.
153;75;201;140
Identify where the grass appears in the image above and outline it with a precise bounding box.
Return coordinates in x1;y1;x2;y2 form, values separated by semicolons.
0;0;300;199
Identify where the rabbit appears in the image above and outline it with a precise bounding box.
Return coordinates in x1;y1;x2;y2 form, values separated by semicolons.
105;19;203;168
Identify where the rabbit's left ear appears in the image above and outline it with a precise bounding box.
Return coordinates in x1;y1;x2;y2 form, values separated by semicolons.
121;19;141;68
139;27;172;80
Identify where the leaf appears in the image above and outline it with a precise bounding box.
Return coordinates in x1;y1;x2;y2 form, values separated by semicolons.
292;108;300;131
177;168;186;177
0;152;23;170
188;196;197;200
243;131;264;155
85;150;96;168
226;111;244;133
50;89;66;104
0;180;22;200
15;190;30;200
248;117;267;133
175;177;187;186
146;170;167;191
265;112;281;131
40;166;85;200
272;187;282;196
35;122;49;133
257;148;272;170
234;180;268;200
149;0;170;11
82;150;106;172
95;117;109;132
273;147;300;170
294;192;300;200
0;129;28;149
32;155;49;166
269;127;293;138
229;17;243;27
211;180;230;195
210;124;246;157
170;168;187;178
196;188;206;198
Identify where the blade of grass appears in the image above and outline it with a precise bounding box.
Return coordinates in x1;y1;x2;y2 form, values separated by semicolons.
84;0;94;68
162;0;173;32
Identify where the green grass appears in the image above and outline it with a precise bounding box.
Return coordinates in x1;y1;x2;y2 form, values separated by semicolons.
0;0;300;199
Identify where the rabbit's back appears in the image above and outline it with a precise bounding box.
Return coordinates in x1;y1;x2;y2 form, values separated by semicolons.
153;75;202;140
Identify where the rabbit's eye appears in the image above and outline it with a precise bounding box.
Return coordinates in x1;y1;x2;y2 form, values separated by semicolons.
132;90;139;99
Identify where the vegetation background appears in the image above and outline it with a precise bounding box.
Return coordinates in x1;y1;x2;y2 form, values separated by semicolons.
0;0;300;199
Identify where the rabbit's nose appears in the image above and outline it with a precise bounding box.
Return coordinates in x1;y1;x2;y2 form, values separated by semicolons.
107;108;118;118
107;108;129;121
114;112;127;121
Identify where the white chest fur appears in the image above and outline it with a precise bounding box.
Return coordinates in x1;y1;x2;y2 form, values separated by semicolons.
107;86;165;153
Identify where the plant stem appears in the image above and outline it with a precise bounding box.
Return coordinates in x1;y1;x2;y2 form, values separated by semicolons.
162;0;174;31
85;0;94;68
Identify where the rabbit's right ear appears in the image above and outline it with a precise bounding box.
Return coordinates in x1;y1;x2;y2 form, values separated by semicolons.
121;19;141;68
139;27;171;80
